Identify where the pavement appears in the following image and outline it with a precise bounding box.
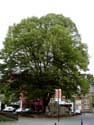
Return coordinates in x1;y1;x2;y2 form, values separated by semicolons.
80;112;94;125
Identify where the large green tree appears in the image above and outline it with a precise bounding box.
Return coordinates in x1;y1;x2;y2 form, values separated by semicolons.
0;13;90;110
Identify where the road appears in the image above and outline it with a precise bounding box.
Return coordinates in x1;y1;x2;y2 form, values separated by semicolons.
0;113;94;125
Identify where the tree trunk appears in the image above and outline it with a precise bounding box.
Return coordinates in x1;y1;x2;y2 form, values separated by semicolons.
43;93;52;112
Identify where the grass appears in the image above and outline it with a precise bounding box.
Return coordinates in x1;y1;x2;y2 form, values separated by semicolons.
0;115;15;122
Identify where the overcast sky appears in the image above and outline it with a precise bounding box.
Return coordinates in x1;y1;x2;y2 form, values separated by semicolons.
0;0;94;74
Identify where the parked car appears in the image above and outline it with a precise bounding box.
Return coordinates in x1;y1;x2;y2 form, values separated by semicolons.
3;106;15;112
75;109;81;114
15;108;32;113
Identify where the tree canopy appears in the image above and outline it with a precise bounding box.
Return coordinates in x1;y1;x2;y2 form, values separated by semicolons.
0;13;90;104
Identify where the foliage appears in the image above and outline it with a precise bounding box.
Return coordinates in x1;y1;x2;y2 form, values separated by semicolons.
0;13;90;105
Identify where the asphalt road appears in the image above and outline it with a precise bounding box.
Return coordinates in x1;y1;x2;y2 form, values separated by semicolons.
0;113;94;125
